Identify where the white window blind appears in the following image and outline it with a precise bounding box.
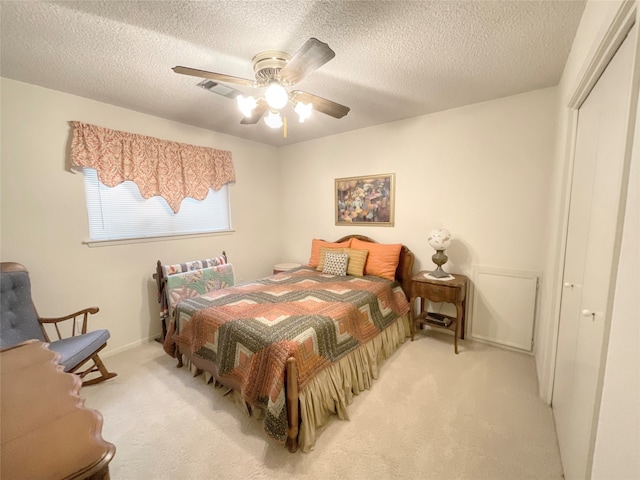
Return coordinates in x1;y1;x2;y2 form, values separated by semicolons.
82;168;232;242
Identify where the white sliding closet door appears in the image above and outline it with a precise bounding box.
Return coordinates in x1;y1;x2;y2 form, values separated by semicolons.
552;24;637;480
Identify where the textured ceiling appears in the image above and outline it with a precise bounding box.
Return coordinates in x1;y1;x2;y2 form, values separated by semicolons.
0;1;585;147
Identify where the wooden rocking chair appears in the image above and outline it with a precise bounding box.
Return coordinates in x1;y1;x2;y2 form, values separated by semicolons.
0;262;117;386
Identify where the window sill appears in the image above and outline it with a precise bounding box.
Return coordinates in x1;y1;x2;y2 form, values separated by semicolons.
83;230;235;248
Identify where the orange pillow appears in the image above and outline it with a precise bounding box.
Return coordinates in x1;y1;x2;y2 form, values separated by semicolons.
351;238;402;281
307;238;352;268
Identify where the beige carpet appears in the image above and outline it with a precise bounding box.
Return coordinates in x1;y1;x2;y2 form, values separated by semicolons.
82;332;563;479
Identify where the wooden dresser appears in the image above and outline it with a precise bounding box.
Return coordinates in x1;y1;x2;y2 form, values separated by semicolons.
1;341;115;479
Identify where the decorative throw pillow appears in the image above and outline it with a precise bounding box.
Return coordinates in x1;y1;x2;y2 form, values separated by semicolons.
351;238;402;281
316;247;345;272
307;238;352;268
342;248;369;276
322;252;349;276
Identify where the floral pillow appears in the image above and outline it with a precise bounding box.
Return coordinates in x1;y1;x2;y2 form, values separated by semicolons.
322;252;349;276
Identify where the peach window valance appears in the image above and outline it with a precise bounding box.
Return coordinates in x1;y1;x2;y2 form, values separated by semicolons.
69;121;235;213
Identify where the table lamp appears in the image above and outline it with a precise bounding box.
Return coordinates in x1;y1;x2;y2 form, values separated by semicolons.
427;228;453;279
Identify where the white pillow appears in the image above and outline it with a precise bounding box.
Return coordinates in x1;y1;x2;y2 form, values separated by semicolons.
322;252;349;276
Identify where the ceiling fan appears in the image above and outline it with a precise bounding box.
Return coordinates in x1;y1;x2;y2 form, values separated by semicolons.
172;38;350;131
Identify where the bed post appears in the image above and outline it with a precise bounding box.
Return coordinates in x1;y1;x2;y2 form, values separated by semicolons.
397;245;415;300
155;260;168;341
285;357;299;453
175;344;183;368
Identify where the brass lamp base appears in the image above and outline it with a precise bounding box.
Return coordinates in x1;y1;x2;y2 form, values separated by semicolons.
430;249;450;278
429;266;451;278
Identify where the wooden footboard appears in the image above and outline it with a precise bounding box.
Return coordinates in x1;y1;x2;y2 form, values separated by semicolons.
174;313;409;454
154;252;228;342
175;348;302;452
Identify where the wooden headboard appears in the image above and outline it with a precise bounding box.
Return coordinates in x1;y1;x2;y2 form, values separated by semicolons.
335;235;415;299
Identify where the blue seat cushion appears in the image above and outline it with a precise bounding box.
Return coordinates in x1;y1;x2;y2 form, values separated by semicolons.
48;329;110;372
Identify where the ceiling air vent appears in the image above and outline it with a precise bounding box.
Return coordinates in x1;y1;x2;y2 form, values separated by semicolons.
197;80;238;99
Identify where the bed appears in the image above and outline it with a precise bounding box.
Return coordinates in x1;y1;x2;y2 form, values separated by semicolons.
161;235;414;452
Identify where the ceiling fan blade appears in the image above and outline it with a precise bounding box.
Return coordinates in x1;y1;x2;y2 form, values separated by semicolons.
291;91;350;119
172;66;255;87
240;99;269;124
279;38;335;85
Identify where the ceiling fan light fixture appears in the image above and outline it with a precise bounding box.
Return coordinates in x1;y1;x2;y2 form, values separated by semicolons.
174;38;350;133
264;110;283;129
237;95;257;117
294;102;313;123
265;81;289;110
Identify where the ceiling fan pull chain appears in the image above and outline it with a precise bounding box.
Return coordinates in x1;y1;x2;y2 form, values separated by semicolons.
284;116;287;138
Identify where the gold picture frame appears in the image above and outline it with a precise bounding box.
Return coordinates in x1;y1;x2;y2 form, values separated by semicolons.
335;173;395;226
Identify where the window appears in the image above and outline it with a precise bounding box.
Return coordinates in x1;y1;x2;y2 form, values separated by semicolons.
82;168;232;242
70;122;236;243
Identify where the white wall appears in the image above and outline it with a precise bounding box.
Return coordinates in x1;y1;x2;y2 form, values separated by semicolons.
279;88;558;301
0;79;281;353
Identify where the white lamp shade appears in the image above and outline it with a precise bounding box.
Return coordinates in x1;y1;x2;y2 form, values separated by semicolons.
264;110;283;129
265;82;289;110
294;102;312;123
428;228;451;251
237;95;257;118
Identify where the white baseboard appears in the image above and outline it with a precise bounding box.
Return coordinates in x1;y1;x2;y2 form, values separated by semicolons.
102;335;161;358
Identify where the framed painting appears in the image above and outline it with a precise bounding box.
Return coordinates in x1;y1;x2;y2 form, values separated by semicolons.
335;173;395;226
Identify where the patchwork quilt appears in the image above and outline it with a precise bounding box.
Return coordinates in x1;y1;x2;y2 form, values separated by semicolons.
159;256;229;319
163;267;410;445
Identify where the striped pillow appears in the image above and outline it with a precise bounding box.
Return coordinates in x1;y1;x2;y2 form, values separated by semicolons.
343;248;369;276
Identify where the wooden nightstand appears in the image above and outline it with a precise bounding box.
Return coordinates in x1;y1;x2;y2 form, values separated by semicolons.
410;272;468;354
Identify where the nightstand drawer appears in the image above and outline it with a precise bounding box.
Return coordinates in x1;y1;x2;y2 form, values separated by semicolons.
412;282;457;303
428;284;456;302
